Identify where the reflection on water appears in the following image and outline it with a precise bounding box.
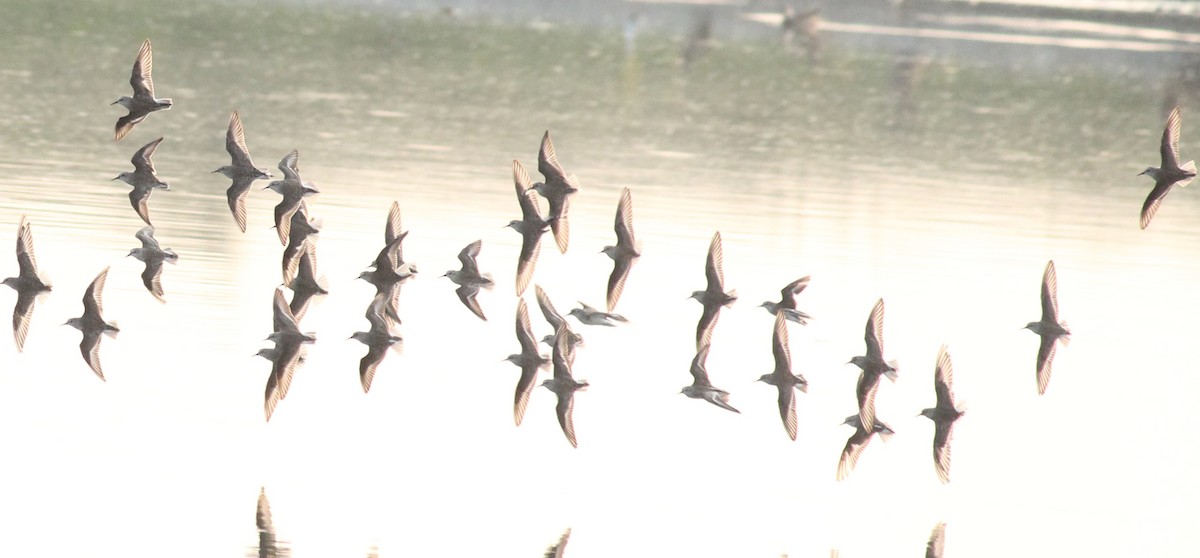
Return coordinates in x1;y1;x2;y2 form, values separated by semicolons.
252;488;290;558
0;0;1196;557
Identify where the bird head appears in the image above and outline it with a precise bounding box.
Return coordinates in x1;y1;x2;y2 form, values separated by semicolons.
1138;167;1158;179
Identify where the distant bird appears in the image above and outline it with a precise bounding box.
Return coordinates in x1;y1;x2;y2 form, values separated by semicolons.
759;276;812;325
286;241;328;321
358;201;415;323
681;343;739;413
350;295;402;394
531;131;581;254
507;159;551;296
926;522;946;558
263;287;315;421
681;9;714;70
848;298;898;431
64;267;118;381
534;284;584;351
3;216;51;352
114;137;169;226
541;324;588;448
781;6;822;59
214;111;272;232
265;150;319;246
281;201;321;284
689;231;737;350
112;38;172;141
836;414;895;481
1023;260;1070;395
602;187;640;312
756;311;808;440
443;239;493;321
544;528;571;558
1139;106;1196;229
125;225;178;302
567;302;628;327
504;298;550;426
919;346;965;484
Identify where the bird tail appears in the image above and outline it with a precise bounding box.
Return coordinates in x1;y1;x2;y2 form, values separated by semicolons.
1059;322;1071;347
164;249;179;263
1180;160;1197;187
726;290;738;304
482;273;495;290
105;322;120;338
577;380;590;391
884;361;899;382
609;312;629;322
795;375;809;393
878;428;896;443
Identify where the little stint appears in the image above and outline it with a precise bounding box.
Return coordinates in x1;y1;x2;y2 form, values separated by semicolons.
759;276;812;325
531;131;581;254
541;324;589;448
836;414;895;481
508;159;551;296
681;343;739;413
287;241;328;321
112;39;172;141
64;267;118;381
602;187;640;312
265;150;319;246
3;216;51;352
350;294;402;394
756;311;808;440
919;345;965;484
848;298;898;431
358;201;415;323
534;285;584;351
1024;260;1070;395
505;298;550;426
690;231;737;350
1139;106;1196;229
114;137;169;226
126;225;178;303
443;239;493;321
214;111;272;232
567;302;628;327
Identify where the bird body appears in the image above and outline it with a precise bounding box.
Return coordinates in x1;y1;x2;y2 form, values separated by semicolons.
509;160;551;296
126;225;178;302
756;311;808;440
690;231;737;349
1024;260;1070;395
681;343;739;413
214;111;272;232
64;267;118;381
602;187;640;312
919;345;965;484
114;137;169;226
540;324;588;447
506;298;550;425
531;131;580;254
848;298;898;432
3;216;51;351
1139;106;1197;229
443;239;493;321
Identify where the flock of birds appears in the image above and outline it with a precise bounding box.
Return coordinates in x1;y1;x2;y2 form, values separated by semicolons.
1;28;1195;558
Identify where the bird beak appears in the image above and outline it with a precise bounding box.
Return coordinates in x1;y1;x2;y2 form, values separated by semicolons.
111;176;120;181
109;100;119;106
211;169;222;174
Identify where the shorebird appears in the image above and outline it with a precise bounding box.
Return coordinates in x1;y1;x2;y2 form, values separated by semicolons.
358;201;415;322
919;345;965;484
214;111;272;232
265;150;319;246
263;287;315;421
64;267;118;381
1140;106;1196;229
281;201;321;284
602;187;640;312
756;311;808;440
286;241;328;321
114;137;169;226
836;414;895;481
507;159;550;297
567;302;628;327
3;216;51;352
126;225;178;303
926;522;946;558
505;298;550;426
534;285;584;351
690;231;737;350
541;324;588;448
443;239;493;321
848;298;898;431
681;343;739;413
1024;260;1070;395
544;528;571;558
112;38;172;141
759;276;812;325
350;295;402;394
531;131;580;254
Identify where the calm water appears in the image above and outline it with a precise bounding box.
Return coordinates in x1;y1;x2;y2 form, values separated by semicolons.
0;1;1197;557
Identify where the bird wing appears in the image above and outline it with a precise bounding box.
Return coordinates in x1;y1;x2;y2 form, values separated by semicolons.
545;528;571;558
856;371;880;432
132;137;164;175
12;289;37;352
932;420;955;484
457;239;483;276
513;360;539;427
278;150;300;181
140;259;166;303
80;330;106;381
1162;106;1183;170
537;131;568;186
516;230;541;298
15;216;37;276
83;267;109;317
695;301;721;350
613;187;636;250
1040;260;1059;322
130;38;155;97
114;113;146;142
134;225;159;250
777;383;798;441
513;160;540;216
550;195;570;254
550;324;573;381
226;177;255;233
384;201;402;246
129;187;153;226
933;344;955;410
272;287;300;334
705;231;725;292
689;343;712;386
836;427;872;481
605;254;633;313
226;111;254;168
926;522;946;558
555;391;578;448
264;341;302;421
359;342;389;394
1140;180;1173;230
771;310;791;375
515;299;539;355
864;298;885;360
535;285;565;329
273;194;303;246
780;275;810;307
455;284;486;321
1035;334;1058;395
